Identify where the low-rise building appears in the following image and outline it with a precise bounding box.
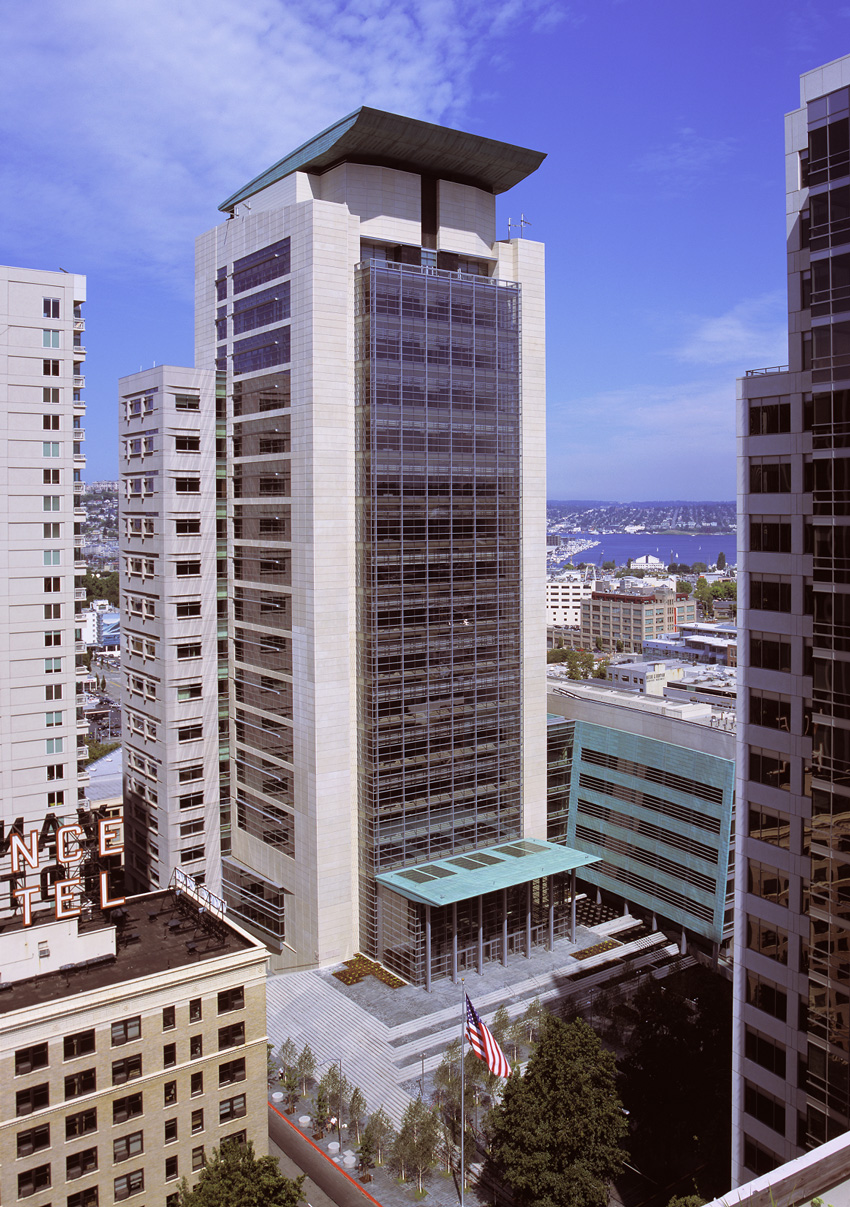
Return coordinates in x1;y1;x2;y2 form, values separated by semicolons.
547;680;735;958
580;587;697;655
609;658;688;696
0;879;269;1207
546;574;592;626
643;621;737;666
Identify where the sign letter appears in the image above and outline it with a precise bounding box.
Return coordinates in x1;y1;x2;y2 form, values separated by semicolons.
57;825;85;866
100;872;125;911
56;877;82;919
10;830;40;873
14;886;39;926
98;818;124;858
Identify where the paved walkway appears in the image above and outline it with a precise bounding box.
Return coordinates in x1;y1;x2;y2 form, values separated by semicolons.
266;910;689;1129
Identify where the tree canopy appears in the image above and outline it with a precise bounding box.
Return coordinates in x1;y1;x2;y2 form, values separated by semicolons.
619;971;731;1196
177;1140;304;1207
486;1015;627;1207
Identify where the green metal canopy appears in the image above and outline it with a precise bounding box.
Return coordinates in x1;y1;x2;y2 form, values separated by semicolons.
220;107;546;212
374;839;598;908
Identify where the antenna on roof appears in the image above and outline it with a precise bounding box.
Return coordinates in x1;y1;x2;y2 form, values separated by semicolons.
507;214;531;239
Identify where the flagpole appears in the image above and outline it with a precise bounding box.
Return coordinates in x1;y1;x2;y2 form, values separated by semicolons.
460;976;465;1207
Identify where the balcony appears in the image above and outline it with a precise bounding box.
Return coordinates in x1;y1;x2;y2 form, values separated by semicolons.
73;482;84;494
74;507;85;519
77;768;90;786
73;345;86;356
74;587;87;601
74;319;85;332
76;745;88;760
74;376;85;388
75;641;86;654
73;429;85;441
75;560;87;571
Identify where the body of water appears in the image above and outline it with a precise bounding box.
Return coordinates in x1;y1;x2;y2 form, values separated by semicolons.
551;531;737;569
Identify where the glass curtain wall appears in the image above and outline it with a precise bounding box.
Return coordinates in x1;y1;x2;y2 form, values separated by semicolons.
355;254;523;967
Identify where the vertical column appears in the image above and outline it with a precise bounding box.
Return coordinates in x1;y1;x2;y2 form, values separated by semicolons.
501;888;508;967
452;902;458;983
376;885;384;962
525;881;532;958
547;875;554;951
477;895;484;975
570;869;576;943
424;905;432;994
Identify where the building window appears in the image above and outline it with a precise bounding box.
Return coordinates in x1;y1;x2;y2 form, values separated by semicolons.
750;577;792;613
175;394;200;410
165;1155;179;1181
176;602;202;619
17;1162;51;1197
164;1081;177;1105
219;1094;247;1122
180;792;204;810
190;1035;203;1059
192;1145;206;1171
745;1027;787;1078
113;1131;143;1162
44;630;61;646
749;690;791;731
113;1094;143;1124
749;745;791;791
16;1122;50;1157
16;1084;49;1116
178;684;203;701
749;459;792;492
164;1118;178;1143
43;358;60;375
219;1058;246;1086
179;725;203;742
178;643;202;660
748;803;791;848
114;1169;144;1200
750;519;792;553
43;413;60;429
191;1071;203;1096
15;1042;49;1075
188;997;202;1022
66;1107;97;1138
175;435;201;452
111;1055;142;1086
43;440;60;458
45;683;62;700
218;986;245;1014
749;397;791;435
218;1022;245;1050
66;1145;98;1179
43;297;60;318
68;1190;99;1207
743;1080;785;1136
176;561;201;576
750;632;792;672
746;916;788;965
175;477;200;493
163;1043;176;1069
111;1018;141;1046
64;1029;96;1060
162;1005;176;1030
747;859;791;908
65;1069;96;1098
43;495;60;511
191;1108;204;1134
44;575;61;592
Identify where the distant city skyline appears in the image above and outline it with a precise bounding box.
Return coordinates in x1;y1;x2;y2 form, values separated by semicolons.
1;1;846;496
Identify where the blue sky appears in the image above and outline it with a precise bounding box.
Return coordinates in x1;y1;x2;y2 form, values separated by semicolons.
1;0;846;497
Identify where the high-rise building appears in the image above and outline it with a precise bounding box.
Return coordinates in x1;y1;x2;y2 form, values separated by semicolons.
734;54;850;1182
185;108;569;982
118;367;221;895
0;264;89;922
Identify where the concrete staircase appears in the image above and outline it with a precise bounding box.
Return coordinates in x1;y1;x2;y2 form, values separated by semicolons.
266;925;692;1127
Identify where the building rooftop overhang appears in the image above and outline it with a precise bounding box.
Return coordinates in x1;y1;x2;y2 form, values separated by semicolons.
219;107;546;212
374;839;598;908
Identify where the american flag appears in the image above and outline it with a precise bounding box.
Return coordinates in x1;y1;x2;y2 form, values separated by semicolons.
465;994;511;1078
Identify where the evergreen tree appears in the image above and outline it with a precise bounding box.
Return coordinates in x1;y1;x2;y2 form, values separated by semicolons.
716;551;726;570
177;1140;304;1207
486;1016;627;1207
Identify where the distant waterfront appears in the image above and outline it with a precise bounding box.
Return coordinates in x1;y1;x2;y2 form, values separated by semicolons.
549;531;737;569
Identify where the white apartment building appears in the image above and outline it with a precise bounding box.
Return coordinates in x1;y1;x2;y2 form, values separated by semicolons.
118;368;220;895
0;264;88;921
546;574;591;626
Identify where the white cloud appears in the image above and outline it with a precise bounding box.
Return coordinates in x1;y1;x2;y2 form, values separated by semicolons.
633;127;735;181
674;292;787;368
0;0;561;287
547;379;737;499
